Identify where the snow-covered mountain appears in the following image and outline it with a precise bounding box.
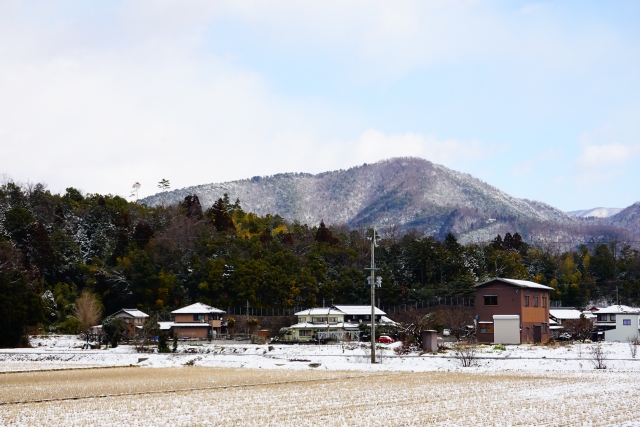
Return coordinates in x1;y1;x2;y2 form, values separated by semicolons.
605;203;640;236
141;157;573;236
567;207;623;218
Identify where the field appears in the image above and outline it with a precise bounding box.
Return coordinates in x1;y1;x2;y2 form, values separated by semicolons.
2;367;640;426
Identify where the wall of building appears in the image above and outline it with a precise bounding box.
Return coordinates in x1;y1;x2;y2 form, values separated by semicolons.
476;280;550;344
604;315;640;342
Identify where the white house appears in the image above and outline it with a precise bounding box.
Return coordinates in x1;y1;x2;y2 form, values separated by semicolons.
284;305;390;341
593;305;640;342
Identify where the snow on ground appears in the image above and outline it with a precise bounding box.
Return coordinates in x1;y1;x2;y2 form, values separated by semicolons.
3;337;640;426
1;335;640;373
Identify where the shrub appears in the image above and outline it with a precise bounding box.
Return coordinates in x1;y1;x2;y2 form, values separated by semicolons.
453;341;478;367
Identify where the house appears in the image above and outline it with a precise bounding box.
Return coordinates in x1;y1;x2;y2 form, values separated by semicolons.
109;308;149;337
170;303;226;340
592;305;640;342
475;278;552;344
284;305;389;342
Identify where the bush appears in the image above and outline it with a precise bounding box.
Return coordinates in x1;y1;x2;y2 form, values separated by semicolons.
453;341;478;367
158;331;170;353
58;316;82;334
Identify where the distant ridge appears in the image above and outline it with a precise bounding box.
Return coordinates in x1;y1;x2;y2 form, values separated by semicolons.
567;207;623;218
141;157;577;238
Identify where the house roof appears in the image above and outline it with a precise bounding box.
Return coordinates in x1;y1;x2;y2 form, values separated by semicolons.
593;305;640;315
295;305;386;316
333;305;386;315
288;322;361;330
158;322;174;330
549;309;583;320
111;308;149;318
475;278;553;290
172;302;225;314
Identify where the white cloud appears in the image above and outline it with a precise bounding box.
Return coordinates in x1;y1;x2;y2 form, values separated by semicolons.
346;129;498;169
511;149;562;177
573;124;640;185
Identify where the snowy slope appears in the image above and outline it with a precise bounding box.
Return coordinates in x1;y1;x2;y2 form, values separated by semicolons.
140;157;572;232
567;207;623;218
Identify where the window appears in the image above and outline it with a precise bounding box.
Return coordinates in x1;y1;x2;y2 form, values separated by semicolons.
623;319;631;326
312;317;327;323
610;315;616;321
542;297;547;308
194;314;204;321
298;317;306;323
124;318;130;324
524;296;529;307
299;330;312;337
597;314;608;322
329;317;339;323
209;314;218;320
484;295;498;306
542;323;547;333
533;296;539;307
479;324;494;334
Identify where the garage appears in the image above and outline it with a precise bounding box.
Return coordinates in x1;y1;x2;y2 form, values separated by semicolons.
493;314;520;344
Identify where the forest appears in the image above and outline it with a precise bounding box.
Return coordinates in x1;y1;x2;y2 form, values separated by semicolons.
1;181;640;347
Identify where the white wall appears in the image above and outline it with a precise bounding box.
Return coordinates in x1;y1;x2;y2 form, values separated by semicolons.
493;315;520;345
604;314;640;342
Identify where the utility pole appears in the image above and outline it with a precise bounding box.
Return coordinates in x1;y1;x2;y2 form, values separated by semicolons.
366;228;380;363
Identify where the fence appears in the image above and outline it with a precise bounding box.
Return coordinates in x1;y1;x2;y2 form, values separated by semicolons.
222;297;475;317
381;296;475;315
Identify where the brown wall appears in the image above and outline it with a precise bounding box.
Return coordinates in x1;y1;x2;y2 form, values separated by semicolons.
173;326;209;339
475;280;550;344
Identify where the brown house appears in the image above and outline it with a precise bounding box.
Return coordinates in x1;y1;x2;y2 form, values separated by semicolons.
170;303;225;340
475;278;552;344
110;309;149;337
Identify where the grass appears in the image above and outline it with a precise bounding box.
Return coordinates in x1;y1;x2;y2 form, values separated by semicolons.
2;368;640;426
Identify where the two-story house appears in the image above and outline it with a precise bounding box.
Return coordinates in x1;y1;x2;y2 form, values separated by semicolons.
475;278;552;344
170;303;226;340
285;305;387;342
592;305;640;342
109;308;149;337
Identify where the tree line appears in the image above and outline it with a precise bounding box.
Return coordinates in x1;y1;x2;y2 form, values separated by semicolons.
1;180;640;347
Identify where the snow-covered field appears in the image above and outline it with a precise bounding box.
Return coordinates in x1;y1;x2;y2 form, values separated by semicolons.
2;334;640;373
2;336;640;426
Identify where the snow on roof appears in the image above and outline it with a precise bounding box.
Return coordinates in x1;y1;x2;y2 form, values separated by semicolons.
172;302;225;314
332;305;386;315
594;305;640;315
158;322;174;330
294;307;343;316
171;322;217;327
111;308;149;318
294;305;386;316
288;322;360;330
475;278;553;290
549;309;583;320
380;316;397;325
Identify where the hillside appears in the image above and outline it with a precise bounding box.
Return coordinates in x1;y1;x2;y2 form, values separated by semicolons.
606;203;640;236
567;207;623;218
141;157;574;237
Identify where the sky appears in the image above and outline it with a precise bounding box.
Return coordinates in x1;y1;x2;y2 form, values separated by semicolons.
1;1;639;211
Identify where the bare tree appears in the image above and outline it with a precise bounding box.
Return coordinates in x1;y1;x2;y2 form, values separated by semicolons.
441;306;474;340
452;339;478;367
589;343;607;369
74;290;103;332
563;315;593;342
629;337;640;359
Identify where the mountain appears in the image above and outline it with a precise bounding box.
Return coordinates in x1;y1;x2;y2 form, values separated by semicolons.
567;207;623;218
605;203;640;236
141;157;577;237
